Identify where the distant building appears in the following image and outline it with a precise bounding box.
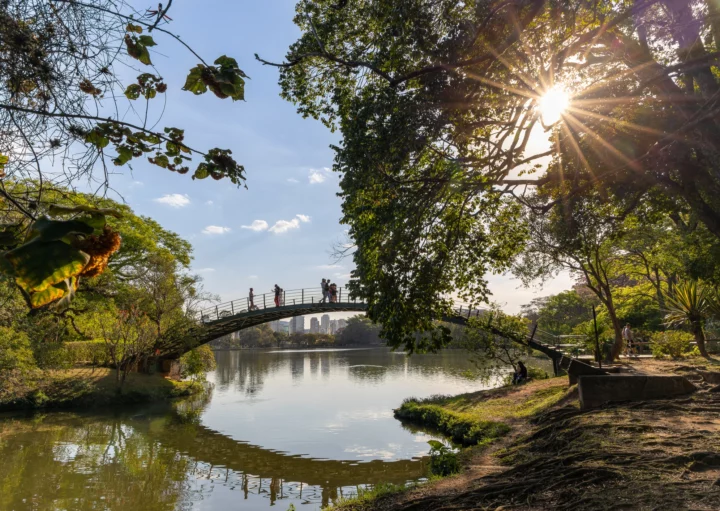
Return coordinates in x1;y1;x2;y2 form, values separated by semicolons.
320;314;330;334
337;319;347;331
330;319;338;334
290;316;305;334
310;317;320;334
278;320;290;334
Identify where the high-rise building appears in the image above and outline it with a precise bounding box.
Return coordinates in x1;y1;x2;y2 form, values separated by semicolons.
290;315;305;334
310;317;320;334
330;319;338;335
320;314;330;334
337;318;347;332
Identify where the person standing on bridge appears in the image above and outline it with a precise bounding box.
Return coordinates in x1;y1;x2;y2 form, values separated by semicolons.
274;284;281;307
249;288;256;311
321;278;328;303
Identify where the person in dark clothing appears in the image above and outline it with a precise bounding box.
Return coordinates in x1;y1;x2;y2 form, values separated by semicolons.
249;288;256;310
513;361;528;384
273;284;281;307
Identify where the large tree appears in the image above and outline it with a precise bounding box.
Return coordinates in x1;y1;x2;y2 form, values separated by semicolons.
265;0;720;348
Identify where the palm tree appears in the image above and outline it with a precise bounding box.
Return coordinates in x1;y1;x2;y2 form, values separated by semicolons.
664;281;712;359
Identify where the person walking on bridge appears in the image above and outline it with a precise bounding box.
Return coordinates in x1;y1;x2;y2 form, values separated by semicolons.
249;288;256;311
274;284;281;307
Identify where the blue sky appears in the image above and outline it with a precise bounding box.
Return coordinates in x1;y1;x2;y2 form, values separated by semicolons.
106;0;571;316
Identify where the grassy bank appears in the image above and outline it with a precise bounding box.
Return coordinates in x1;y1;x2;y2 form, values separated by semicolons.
394;378;573;446
0;367;203;412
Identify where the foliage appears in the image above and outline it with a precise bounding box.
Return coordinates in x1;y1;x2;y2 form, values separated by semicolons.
664;281;712;358
180;345;217;380
460;309;532;379
395;399;510;447
268;0;720;352
61;340;113;367
0;326;34;372
522;289;593;335
427;440;460;477
650;331;696;359
337;315;383;345
101;307;156;387
0;0;246;309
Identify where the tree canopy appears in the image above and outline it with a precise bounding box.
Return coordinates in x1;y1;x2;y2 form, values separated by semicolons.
267;0;720;350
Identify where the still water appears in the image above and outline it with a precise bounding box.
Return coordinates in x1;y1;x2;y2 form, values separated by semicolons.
0;348;509;511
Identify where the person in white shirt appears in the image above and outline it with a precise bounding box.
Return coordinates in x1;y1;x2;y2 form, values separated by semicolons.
622;324;634;356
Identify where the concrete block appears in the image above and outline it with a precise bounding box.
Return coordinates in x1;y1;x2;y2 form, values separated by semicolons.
567;359;608;385
578;375;697;410
698;370;720;384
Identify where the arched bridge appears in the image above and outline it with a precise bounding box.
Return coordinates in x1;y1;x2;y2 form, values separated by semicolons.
167;286;606;381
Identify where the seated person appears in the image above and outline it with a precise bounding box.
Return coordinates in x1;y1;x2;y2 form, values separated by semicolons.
513;361;528;384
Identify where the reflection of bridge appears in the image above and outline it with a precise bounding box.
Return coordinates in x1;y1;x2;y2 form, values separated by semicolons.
167;286;606;380
138;414;426;507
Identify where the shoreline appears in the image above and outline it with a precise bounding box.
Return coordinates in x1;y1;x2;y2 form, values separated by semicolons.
330;357;720;511
0;367;205;414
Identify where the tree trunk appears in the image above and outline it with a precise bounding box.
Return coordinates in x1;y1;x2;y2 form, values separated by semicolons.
692;321;711;359
609;312;624;361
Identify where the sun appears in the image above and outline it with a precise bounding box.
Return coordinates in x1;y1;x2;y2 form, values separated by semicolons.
538;86;570;125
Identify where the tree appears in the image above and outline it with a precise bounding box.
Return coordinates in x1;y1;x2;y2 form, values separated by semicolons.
179;345;216;381
266;0;720;350
522;290;593;335
664;281;713;359
0;0;246;308
101;306;155;387
337;315;383;345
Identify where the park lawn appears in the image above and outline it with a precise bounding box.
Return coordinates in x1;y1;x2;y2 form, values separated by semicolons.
0;367;202;412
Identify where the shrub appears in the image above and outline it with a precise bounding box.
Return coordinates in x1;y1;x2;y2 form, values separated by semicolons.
650;331;695;358
180;345;217;380
0;326;35;372
427;440;460;476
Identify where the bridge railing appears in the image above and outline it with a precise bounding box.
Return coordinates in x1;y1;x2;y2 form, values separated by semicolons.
196;287;361;323
195;286;489;325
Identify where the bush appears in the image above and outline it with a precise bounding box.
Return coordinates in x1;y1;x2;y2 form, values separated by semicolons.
650;331;695;358
0;326;35;372
428;440;460;476
180;345;217;380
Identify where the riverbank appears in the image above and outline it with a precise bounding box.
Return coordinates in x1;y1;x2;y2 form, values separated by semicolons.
0;367;203;412
332;357;720;511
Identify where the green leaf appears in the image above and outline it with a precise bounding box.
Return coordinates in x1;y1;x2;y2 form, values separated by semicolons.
124;84;142;100
30;217;94;242
114;146;134;166
76;213;106;232
138;35;156;47
427;440;444;450
0;154;8;170
124;35;153;66
85;130;109;149
5;240;90;293
193;163;209;180
182;65;207;95
126;23;143;33
48;204;122;218
29;284;67;308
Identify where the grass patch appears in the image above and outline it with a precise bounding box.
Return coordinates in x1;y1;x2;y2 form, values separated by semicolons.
0;367;203;412
395;379;572;447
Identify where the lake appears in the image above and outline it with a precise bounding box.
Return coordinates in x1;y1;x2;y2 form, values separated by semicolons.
0;348;519;511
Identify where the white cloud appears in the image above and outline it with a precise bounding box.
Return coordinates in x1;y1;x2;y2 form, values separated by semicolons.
317;264;343;270
241;220;269;232
130;181;144;187
268;215;311;234
287;178;299;183
309;168;329;184
202;225;231;235
206;200;214;206
249;275;258;280
195;268;215;273
269;218;301;234
154;193;190;208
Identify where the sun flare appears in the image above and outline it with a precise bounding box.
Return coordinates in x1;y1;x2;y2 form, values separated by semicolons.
539;87;570;125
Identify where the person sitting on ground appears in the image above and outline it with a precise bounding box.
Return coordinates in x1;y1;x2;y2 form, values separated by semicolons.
513;361;528;384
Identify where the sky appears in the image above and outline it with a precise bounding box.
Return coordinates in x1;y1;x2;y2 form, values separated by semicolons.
103;0;573;319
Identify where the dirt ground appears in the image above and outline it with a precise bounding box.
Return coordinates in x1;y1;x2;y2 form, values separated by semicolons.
356;358;720;511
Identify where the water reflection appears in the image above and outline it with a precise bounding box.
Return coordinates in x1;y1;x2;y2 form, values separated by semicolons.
0;349;551;510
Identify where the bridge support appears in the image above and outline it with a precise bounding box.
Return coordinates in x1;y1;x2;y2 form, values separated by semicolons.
160;359;182;380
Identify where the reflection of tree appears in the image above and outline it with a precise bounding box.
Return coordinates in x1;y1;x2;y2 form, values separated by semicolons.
0;417;198;511
212;350;285;395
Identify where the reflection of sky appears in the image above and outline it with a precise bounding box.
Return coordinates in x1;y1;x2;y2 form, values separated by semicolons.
203;348;520;462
